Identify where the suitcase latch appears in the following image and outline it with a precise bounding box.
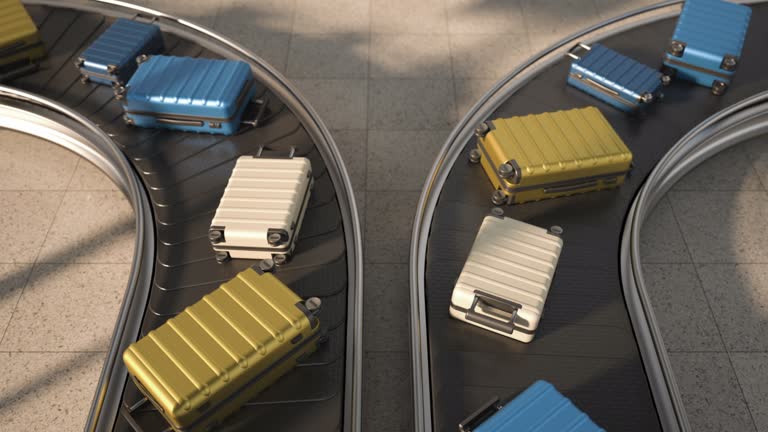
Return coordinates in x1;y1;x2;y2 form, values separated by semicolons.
459;396;503;432
466;291;522;334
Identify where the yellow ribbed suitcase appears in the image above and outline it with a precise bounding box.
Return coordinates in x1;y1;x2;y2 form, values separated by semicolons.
0;0;45;79
470;106;633;205
123;263;322;432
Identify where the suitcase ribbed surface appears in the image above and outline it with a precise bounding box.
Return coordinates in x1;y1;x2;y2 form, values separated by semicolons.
573;44;661;98
476;381;604;432
212;157;311;250
0;0;38;47
453;216;562;332
125;56;253;118
674;0;751;59
123;268;317;429
81;18;161;72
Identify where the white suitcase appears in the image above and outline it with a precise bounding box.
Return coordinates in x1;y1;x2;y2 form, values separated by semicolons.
209;154;313;264
449;214;564;343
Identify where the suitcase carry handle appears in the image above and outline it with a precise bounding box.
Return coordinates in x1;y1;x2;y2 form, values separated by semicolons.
459;397;503;432
466;291;521;334
566;42;592;61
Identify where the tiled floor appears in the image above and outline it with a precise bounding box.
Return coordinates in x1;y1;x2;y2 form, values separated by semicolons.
1;0;767;431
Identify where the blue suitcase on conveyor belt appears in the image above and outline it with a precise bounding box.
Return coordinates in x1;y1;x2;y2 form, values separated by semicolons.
662;0;751;95
567;43;665;112
119;56;257;135
76;18;164;86
459;381;604;432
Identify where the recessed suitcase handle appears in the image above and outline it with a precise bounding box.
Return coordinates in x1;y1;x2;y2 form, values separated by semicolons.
566;42;592;61
459;397;503;432
466;291;521;334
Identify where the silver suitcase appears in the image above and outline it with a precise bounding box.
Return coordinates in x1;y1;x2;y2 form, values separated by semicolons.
209;154;313;264
449;214;563;343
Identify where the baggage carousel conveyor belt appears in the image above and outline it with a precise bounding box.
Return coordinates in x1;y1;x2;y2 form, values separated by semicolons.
409;2;768;431
2;1;363;431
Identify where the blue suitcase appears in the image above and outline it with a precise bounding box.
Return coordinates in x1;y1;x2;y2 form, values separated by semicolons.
662;0;751;95
120;56;257;135
567;43;665;112
459;381;604;432
76;18;164;86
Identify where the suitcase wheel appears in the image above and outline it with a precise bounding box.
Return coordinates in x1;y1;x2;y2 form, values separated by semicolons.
548;226;564;237
122;114;134;126
79;75;89;85
711;80;728;96
491;190;508;206
258;258;276;273
668;40;686;57
273;254;288;267
721;55;737;72
74;57;85;68
468;148;481;164
215;251;231;264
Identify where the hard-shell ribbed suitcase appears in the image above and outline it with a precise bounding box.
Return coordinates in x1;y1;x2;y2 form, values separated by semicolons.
470;106;633;205
123;265;322;432
0;0;46;80
120;56;257;135
662;0;751;95
448;215;563;343
209;154;313;264
459;381;604;432
567;43;666;112
76;18;164;86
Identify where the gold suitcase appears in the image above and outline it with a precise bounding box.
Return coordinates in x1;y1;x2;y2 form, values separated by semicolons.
123;264;322;432
470;106;633;205
0;0;45;79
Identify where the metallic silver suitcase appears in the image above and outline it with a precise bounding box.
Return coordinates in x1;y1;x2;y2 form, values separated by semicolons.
209;153;313;264
449;214;563;343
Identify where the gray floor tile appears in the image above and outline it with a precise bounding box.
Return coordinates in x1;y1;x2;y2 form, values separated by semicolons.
216;0;296;34
365;192;420;263
669;191;768;264
528;30;568;53
744;137;768;191
522;0;601;37
68;160;118;191
364;263;410;352
144;0;221;27
0;130;79;191
696;264;768;352
450;34;530;79
0;264;129;352
0;191;63;264
214;27;291;73
333;130;367;197
368;79;456;130
37;191;135;264
639;197;691;264
294;79;368;130
672;146;763;191
454;79;496;118
363;352;414;432
446;0;526;34
732;353;768;431
0;351;106;432
0;264;32;341
371;0;448;34
293;0;370;34
670;352;756;432
594;0;658;19
356;190;366;234
367;130;448;191
286;33;369;78
370;35;452;79
643;264;724;352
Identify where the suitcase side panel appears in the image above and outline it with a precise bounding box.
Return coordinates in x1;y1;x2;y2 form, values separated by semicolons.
0;0;45;68
123;268;317;429
663;0;751;87
450;216;563;342
475;381;605;432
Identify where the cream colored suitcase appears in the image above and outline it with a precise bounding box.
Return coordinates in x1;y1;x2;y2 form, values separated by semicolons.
449;214;564;343
209;155;313;264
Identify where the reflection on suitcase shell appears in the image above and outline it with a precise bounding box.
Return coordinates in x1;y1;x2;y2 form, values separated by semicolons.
567;43;664;112
121;56;257;135
0;0;45;79
449;215;563;343
77;18;164;86
210;155;314;263
662;0;751;94
459;381;605;432
473;106;633;205
123;266;321;432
